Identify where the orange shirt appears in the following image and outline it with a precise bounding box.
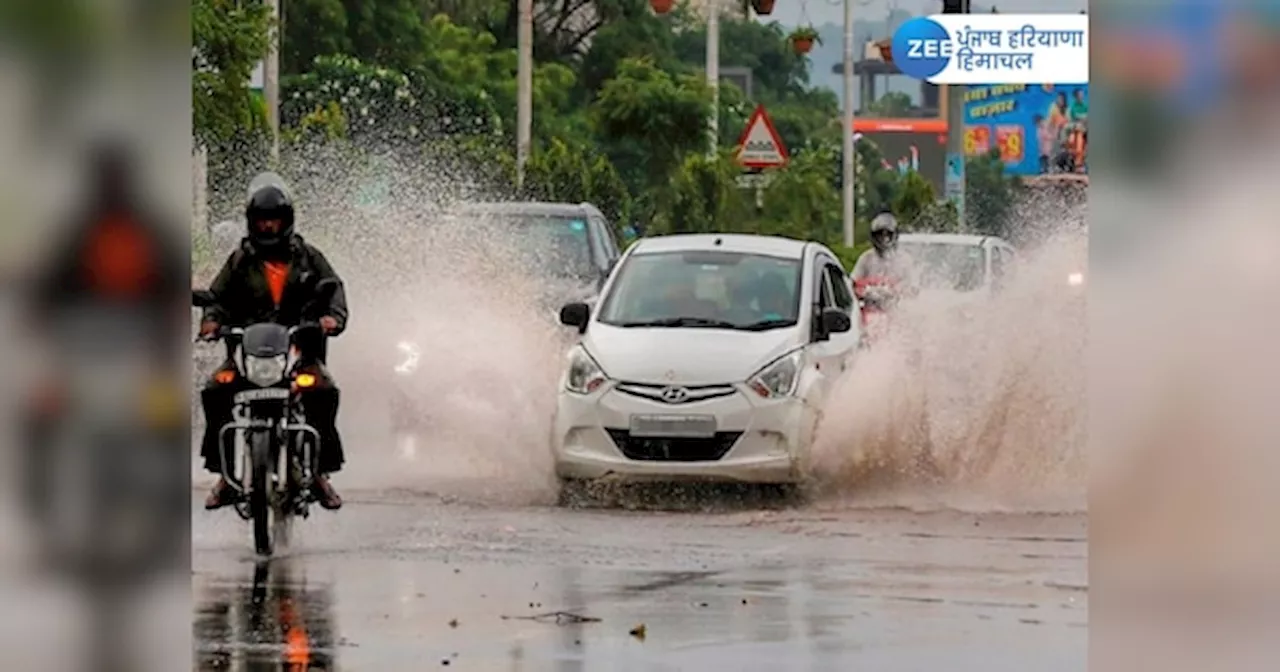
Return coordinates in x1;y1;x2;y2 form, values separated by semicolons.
264;261;290;306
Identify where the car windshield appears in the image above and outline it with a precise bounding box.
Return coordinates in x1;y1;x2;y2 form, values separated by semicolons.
598;250;803;331
471;213;597;280
898;242;986;291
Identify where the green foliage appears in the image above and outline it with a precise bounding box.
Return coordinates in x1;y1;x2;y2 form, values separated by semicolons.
865;91;912;117
196;3;1026;247
788;26;821;44
965;149;1022;236
192;0;272;148
592;57;713;189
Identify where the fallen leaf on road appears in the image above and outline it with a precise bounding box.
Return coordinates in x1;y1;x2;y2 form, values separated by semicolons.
448;619;458;628
629;623;647;641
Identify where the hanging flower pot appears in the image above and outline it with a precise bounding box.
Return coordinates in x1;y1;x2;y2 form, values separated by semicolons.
789;27;821;55
651;0;674;13
752;0;776;15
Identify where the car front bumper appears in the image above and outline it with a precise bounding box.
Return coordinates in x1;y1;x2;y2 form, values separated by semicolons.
551;382;816;484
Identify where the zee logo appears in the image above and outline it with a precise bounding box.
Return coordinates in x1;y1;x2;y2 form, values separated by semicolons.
906;39;955;59
891;17;954;79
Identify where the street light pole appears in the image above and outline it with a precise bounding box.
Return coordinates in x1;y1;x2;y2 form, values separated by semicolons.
516;0;533;189
943;0;969;225
264;0;280;164
706;0;720;157
841;0;855;247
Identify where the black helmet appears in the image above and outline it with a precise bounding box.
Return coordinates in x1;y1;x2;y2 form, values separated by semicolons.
869;211;898;253
245;183;294;252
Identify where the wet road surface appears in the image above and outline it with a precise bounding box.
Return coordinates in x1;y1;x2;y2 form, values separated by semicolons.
193;490;1086;671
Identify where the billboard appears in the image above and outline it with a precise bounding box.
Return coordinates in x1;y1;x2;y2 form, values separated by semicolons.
853;120;948;197
963;84;1088;175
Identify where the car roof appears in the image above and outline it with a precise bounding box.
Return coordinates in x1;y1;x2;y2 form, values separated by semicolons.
629;233;810;260
898;232;1012;247
453;201;600;218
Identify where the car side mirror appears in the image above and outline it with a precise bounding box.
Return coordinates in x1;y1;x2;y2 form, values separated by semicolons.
821;307;852;334
559;302;591;333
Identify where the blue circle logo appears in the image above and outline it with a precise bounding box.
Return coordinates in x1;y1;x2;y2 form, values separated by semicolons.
891;17;952;80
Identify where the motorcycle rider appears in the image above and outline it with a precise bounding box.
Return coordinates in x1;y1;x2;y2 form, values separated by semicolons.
198;174;348;511
851;210;915;285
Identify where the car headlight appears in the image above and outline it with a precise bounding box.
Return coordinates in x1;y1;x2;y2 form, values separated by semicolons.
564;345;608;395
394;341;420;375
245;354;287;387
1067;272;1084;286
747;350;802;399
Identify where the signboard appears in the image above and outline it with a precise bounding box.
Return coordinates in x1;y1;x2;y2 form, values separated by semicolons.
735;173;774;189
734;105;789;169
963;84;1089;175
852;120;947;197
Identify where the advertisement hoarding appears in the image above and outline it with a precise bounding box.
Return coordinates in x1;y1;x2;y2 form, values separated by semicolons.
962;84;1088;175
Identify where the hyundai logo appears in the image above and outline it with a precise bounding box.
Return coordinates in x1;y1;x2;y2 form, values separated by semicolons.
659;386;690;403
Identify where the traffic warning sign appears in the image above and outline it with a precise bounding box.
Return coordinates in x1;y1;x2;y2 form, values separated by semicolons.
734;105;789;169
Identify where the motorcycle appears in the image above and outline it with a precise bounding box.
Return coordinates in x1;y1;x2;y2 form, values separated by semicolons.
191;279;338;556
854;276;900;347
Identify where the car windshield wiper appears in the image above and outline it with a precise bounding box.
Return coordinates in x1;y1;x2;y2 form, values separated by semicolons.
738;318;796;331
616;317;740;329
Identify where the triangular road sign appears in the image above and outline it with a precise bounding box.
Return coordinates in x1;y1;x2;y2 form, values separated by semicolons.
734;105;789;169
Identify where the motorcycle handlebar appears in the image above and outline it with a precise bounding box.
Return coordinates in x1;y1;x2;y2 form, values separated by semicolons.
195;323;324;343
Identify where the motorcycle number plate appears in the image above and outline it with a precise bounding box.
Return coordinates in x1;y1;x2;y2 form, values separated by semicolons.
234;388;291;403
629;414;717;438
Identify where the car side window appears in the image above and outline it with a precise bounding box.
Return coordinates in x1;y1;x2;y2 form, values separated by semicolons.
816;266;834;308
824;262;854;311
593;216;619;261
990;247;1006;287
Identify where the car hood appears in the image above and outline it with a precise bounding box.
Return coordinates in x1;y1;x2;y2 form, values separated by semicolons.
583;324;800;385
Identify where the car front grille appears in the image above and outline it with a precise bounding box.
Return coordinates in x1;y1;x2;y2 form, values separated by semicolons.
614;382;737;405
605;429;742;462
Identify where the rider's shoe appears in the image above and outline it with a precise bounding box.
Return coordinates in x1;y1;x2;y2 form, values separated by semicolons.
312;475;343;510
204;477;236;510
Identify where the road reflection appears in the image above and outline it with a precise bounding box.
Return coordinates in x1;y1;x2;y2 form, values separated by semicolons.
194;558;337;670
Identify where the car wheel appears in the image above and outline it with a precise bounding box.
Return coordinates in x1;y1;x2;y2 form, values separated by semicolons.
555;477;591;508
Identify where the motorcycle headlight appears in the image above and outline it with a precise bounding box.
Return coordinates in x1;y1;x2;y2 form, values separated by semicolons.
747;350;803;399
564;345;608;395
245;354;287;387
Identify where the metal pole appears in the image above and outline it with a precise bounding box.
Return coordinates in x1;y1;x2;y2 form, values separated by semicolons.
516;0;533;189
944;84;966;227
707;0;720;157
942;0;969;227
264;0;280;164
841;0;855;247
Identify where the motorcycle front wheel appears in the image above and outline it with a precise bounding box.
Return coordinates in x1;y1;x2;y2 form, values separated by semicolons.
249;431;273;556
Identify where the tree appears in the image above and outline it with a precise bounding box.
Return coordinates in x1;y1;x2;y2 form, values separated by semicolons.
591;57;713;192
965;148;1021;236
193;0;272;148
866;91;912;117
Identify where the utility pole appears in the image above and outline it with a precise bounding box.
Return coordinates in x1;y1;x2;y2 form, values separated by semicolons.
841;0;855;247
706;0;720;157
264;0;280;164
516;0;533;189
943;0;969;226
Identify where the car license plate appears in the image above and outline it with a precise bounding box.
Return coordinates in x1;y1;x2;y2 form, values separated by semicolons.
629;414;717;438
234;388;291;403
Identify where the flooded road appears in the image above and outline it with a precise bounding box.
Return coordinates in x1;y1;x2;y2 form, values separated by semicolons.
193;491;1086;670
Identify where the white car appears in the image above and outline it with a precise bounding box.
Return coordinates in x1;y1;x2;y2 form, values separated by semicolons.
896;232;1020;295
551;234;861;497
